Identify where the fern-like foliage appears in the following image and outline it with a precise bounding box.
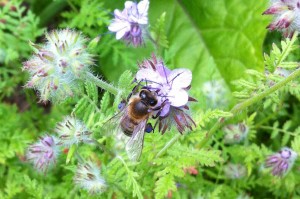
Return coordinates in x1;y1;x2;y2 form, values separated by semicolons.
233;34;300;104
0;1;44;97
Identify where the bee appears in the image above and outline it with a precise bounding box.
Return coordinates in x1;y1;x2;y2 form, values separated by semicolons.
111;87;161;161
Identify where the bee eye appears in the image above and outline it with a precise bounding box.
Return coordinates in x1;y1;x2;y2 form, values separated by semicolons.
139;91;146;99
149;99;157;106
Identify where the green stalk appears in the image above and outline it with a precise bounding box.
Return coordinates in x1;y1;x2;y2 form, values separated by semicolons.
86;72;119;96
155;67;300;158
39;0;68;27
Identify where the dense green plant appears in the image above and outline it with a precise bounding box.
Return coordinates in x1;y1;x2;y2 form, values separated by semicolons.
1;0;300;198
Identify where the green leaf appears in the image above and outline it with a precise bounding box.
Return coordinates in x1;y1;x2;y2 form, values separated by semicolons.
66;144;77;164
152;0;268;91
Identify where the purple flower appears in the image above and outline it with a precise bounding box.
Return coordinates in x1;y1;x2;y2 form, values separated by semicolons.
26;135;60;173
108;0;149;46
74;162;107;194
265;147;297;176
263;0;300;37
136;54;196;134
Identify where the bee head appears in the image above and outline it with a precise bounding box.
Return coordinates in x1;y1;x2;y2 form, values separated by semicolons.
139;89;157;107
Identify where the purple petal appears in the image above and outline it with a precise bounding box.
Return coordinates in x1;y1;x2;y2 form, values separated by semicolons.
168;89;189;107
159;102;170;117
136;68;163;85
168;69;192;89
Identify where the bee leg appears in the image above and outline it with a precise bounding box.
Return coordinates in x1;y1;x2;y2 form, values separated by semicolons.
145;123;154;133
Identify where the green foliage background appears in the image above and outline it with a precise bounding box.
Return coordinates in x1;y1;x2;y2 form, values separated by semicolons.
0;0;300;198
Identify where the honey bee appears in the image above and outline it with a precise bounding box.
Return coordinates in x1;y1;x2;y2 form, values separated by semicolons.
112;87;160;161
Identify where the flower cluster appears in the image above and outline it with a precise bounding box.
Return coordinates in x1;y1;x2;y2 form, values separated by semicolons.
223;123;249;144
23;29;94;102
74;162;107;194
263;0;300;37
26;135;60;173
108;0;149;47
55;116;93;146
265;147;297;176
136;54;196;133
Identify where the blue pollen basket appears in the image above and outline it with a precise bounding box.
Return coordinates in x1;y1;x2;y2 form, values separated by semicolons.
118;101;126;110
145;123;153;133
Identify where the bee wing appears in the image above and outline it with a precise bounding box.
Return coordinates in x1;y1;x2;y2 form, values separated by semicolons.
125;119;147;161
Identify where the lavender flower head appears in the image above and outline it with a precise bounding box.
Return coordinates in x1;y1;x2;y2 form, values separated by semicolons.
26;135;60;173
55;116;93;147
108;0;149;46
265;147;298;176
136;54;196;134
74;162;107;194
23;29;94;102
263;0;300;37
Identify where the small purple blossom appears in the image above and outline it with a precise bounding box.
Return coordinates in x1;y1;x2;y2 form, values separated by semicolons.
136;54;196;134
265;147;297;176
74;162;107;194
263;0;300;37
108;0;149;46
26;135;60;173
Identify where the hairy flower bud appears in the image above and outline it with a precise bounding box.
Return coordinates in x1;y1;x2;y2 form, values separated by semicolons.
74;162;107;194
224;163;247;179
23;29;94;102
26;135;60;173
55;116;93;146
108;0;149;47
223;123;249;144
265;147;297;176
202;80;228;108
263;0;300;37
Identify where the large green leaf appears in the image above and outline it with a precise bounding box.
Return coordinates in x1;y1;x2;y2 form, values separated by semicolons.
101;0;269;91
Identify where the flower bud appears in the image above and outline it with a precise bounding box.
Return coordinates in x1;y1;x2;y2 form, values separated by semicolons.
26;135;60;173
74;161;107;194
224;163;247;179
265;147;297;176
202;80;228;108
223;123;249;144
23;29;94;102
55;116;93;147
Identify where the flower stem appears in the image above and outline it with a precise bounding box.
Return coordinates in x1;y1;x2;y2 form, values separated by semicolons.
86;72;119;96
39;0;67;27
155;67;300;158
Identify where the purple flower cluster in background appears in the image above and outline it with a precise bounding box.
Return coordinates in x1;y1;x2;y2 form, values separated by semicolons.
108;0;149;46
263;0;300;37
265;147;297;176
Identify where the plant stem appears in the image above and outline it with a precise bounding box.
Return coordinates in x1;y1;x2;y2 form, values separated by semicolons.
39;0;68;27
155;67;300;158
67;0;78;13
257;126;298;136
86;72;119;95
